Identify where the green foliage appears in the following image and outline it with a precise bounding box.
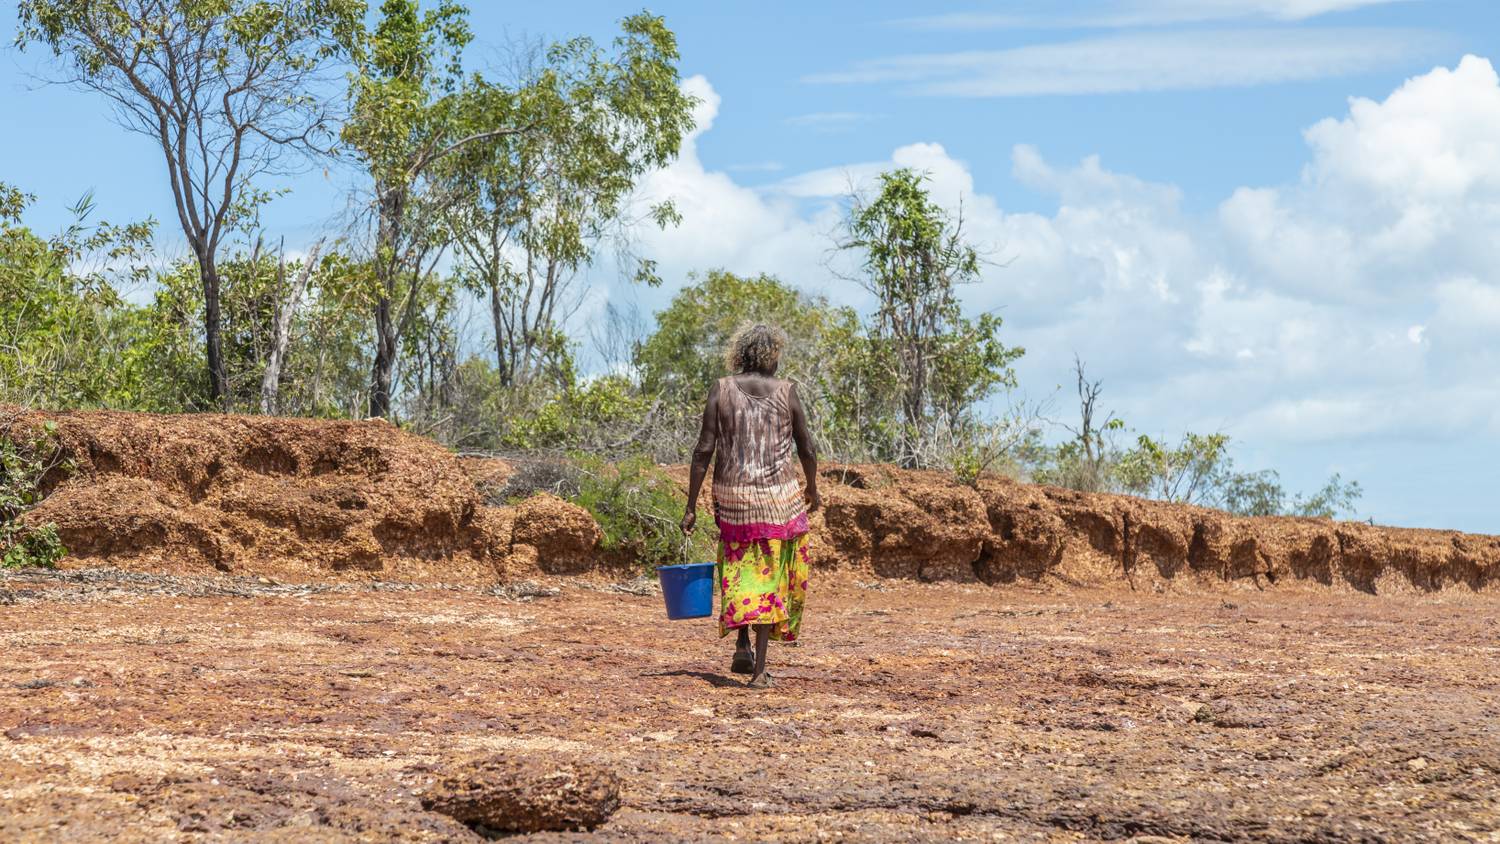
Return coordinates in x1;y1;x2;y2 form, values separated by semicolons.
637;270;867;455
150;246;373;416
0;417;69;569
1219;468;1286;517
569;455;712;570
1289;473;1363;519
1220;468;1363;519
18;0;365;406
1109;430;1362;519
343;0;472;184
2;523;66;570
839;168;1024;466
1116;432;1231;505
0;185;171;409
343;0;497;417
442;11;694;389
16;0;362;72
1032;423;1125;492
499;374;654;453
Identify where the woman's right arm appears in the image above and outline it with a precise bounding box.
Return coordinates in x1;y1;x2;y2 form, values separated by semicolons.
682;381;720;534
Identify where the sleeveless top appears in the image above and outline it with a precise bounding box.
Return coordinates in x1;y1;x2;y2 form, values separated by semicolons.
711;376;809;543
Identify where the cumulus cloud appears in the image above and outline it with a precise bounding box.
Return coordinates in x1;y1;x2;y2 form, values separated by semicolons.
625;75;838;299
610;56;1500;482
1220;55;1500;304
894;0;1422;29
806;29;1445;96
895;0;1422;29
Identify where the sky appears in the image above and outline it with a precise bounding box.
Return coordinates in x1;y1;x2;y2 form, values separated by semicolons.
2;0;1499;532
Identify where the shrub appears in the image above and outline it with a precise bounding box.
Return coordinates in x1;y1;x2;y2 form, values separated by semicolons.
570;455;713;571
0;414;69;569
2;523;65;569
497;458;584;503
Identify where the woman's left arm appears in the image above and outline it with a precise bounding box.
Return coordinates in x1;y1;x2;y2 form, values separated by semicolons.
788;384;820;512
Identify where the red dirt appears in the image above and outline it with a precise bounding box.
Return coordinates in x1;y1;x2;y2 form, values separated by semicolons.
1;570;1496;841
816;465;1500;595
2;409;1499;840
9;408;598;586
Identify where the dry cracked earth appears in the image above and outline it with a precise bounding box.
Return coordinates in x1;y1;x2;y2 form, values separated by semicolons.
2;569;1497;842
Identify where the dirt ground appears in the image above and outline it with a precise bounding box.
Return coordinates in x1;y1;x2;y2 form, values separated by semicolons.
2;569;1497;842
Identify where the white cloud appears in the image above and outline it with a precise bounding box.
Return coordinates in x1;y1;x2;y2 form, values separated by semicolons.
807;29;1443;97
783;111;879;130
897;0;1421;29
1219;55;1500;303
614;57;1500;481
1303;55;1500;203
621;75;842;306
725;161;785;174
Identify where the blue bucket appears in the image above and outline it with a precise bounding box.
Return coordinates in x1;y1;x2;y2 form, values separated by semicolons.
657;562;716;620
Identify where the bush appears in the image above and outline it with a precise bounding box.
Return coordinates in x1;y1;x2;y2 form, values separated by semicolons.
0;414;69;569
497;457;583;503
2;523;65;569
570;455;713;571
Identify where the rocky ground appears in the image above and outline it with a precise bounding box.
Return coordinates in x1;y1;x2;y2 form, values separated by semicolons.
2;568;1496;842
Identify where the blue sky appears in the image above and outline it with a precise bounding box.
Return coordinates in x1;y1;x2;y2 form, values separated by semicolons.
3;1;1499;532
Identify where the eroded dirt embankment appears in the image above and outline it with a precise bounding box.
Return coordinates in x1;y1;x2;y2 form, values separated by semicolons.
9;407;1497;593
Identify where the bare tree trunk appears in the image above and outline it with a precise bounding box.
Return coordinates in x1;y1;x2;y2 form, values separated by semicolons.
369;286;397;419
489;279;511;388
369;190;400;419
260;239;323;415
196;248;229;409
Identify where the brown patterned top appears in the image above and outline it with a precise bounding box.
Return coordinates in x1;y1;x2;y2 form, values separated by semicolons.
710;376;808;539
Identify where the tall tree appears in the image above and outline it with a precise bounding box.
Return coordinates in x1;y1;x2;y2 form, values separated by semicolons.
17;0;361;407
343;0;528;418
443;14;694;388
838;168;1023;466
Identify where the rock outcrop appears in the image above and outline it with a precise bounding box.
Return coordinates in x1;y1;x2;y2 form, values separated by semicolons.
420;755;620;834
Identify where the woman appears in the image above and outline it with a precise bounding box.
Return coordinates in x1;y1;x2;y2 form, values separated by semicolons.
681;324;819;689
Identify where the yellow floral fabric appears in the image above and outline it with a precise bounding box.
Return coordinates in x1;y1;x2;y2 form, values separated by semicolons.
716;533;810;642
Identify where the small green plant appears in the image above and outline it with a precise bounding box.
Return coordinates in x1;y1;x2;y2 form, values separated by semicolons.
570;455;713;571
1;415;69;569
2;523;65;569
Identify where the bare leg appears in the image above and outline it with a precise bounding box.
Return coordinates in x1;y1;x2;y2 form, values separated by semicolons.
747;624;773;688
731;627;754;674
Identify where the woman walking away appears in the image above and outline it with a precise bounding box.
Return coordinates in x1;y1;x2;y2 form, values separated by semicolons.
681;324;820;690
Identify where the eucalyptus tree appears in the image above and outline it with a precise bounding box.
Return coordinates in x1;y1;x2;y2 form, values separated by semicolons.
441;15;695;389
343;0;539;418
838;168;1023;466
17;0;361;407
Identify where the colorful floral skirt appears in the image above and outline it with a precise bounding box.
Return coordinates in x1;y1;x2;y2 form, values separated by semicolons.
717;533;810;641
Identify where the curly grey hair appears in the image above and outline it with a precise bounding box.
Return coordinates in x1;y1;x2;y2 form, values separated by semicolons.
726;323;787;374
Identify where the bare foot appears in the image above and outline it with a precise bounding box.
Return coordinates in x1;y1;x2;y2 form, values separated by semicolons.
747;671;773;689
